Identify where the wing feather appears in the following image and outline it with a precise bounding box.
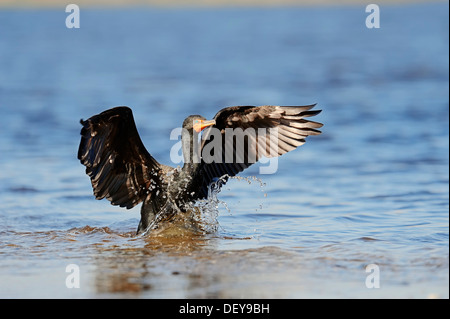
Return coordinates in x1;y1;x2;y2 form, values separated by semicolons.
193;104;322;199
78;106;166;209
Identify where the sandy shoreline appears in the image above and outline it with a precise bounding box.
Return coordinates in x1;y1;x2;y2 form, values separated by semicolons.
0;0;441;8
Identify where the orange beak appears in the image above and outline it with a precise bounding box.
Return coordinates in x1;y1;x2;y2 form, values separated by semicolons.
193;119;216;133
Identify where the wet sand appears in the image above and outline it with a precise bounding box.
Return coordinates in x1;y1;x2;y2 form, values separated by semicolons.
3;225;445;298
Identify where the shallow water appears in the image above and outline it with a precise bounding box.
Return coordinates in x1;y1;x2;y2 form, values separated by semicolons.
0;3;448;298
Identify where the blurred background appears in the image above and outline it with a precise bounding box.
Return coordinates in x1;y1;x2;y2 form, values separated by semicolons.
0;0;442;6
0;0;448;298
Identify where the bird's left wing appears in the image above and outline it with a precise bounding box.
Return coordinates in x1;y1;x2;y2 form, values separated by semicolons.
78;106;165;209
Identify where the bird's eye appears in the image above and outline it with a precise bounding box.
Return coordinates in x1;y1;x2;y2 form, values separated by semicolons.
194;120;199;124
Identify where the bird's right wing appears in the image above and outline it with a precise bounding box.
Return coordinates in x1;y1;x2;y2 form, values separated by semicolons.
78;106;165;209
192;104;322;199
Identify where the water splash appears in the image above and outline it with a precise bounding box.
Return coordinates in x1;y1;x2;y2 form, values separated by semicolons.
193;174;267;234
192;175;230;234
138;174;267;237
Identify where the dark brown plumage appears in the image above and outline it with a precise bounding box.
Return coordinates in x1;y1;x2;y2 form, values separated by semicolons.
78;105;322;235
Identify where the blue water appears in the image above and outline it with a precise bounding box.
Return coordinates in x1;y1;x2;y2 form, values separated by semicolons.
0;3;448;298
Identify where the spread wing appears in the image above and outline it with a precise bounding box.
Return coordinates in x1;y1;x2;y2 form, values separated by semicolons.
193;104;323;199
77;106;166;209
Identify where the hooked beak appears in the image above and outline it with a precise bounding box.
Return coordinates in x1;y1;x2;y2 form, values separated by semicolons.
193;119;216;133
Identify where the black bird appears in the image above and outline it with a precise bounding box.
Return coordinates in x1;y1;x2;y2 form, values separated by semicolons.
78;105;322;235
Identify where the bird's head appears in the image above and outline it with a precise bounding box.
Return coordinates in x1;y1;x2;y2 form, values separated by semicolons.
183;115;216;133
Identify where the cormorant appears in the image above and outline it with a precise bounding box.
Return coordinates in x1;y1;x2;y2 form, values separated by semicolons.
78;105;322;235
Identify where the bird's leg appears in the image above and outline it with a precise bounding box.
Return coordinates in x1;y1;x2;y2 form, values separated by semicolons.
136;198;156;235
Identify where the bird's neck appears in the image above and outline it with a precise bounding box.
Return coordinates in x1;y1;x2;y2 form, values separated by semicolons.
181;128;202;172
